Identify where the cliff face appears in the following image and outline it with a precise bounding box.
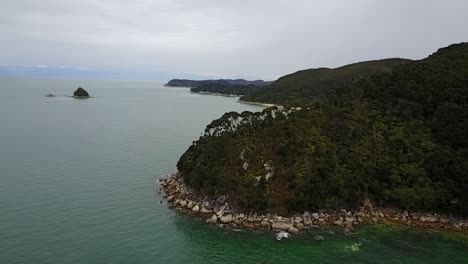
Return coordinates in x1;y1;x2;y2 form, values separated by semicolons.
166;79;273;88
177;43;468;216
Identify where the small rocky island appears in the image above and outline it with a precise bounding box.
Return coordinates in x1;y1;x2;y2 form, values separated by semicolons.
73;87;90;98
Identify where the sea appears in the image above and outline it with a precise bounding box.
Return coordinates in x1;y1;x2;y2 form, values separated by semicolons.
0;77;467;263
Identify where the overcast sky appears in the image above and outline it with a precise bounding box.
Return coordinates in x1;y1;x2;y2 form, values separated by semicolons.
1;0;467;80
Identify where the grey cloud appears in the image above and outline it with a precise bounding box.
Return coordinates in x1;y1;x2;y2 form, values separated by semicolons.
1;0;467;80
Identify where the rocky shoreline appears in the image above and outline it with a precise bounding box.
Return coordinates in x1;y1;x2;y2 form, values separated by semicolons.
159;174;468;235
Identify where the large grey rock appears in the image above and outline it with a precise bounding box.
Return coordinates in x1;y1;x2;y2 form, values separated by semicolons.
216;210;224;218
312;213;320;220
272;222;293;231
206;215;218;224
295;223;304;230
288;226;300;234
192;204;200;212
200;207;212;213
333;220;344;227
420;216;438;223
220;214;233;223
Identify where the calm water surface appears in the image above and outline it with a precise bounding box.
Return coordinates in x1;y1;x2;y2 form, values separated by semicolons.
0;77;467;263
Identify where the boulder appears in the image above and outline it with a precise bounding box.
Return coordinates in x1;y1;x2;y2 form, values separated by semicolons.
272;222;293;231
187;201;194;209
200;207;212;213
192;204;200;212
312;213;320;220
179;200;187;207
333;220;344;227
216;210;224;218
73;87;90;97
318;218;327;226
220;214;233;223
420;216;438;223
295;223;304;230
206;215;218;224
166;196;174;202
288;226;300;234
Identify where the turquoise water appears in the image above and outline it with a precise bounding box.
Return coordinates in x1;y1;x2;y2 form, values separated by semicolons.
0;77;467;263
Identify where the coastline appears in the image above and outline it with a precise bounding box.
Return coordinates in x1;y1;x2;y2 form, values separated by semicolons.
185;90;279;107
190;91;240;97
236;100;278;108
159;174;468;235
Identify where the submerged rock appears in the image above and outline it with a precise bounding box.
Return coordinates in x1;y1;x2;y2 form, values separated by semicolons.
73;87;90;97
276;231;290;240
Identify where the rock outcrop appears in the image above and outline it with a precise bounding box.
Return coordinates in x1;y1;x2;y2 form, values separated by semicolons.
73;87;90;97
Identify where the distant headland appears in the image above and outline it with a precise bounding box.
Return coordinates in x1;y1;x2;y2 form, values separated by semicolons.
165;79;273;88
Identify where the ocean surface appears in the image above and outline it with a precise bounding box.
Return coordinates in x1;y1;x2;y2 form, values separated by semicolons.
0;77;467;264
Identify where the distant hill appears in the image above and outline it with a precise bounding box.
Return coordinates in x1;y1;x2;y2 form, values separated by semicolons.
190;83;265;96
241;58;412;105
165;79;273;88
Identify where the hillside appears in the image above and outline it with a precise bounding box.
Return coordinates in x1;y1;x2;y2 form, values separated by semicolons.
177;43;468;216
241;58;411;105
166;79;272;88
190;83;265;96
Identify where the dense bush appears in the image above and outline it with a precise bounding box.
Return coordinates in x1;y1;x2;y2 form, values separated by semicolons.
177;43;468;216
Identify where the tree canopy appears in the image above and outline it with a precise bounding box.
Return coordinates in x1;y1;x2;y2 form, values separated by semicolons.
177;43;468;216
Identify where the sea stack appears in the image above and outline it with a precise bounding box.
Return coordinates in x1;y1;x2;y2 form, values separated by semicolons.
73;87;90;98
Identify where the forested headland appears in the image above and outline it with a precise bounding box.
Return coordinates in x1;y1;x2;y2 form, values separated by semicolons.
177;43;468;217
